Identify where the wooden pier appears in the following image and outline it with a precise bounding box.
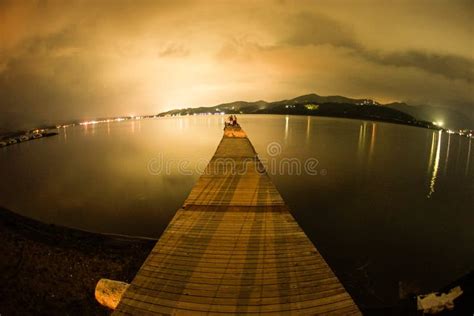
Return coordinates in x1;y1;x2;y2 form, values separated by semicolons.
113;126;360;315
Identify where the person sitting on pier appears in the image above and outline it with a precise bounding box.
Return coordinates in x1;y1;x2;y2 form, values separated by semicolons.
225;115;233;127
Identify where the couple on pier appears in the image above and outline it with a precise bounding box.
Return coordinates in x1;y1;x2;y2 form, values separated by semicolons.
225;115;239;127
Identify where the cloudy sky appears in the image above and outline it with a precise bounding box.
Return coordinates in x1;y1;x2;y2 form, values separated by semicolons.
0;0;473;130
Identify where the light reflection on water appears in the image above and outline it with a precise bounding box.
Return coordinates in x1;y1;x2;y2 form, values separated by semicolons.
427;130;442;198
444;133;451;175
466;138;471;176
0;114;472;307
305;116;311;143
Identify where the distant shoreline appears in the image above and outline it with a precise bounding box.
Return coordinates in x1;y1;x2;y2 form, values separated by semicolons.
3;111;473;147
256;111;440;130
158;102;444;131
0;130;59;148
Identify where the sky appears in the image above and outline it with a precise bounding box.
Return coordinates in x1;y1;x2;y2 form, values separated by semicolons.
0;0;473;130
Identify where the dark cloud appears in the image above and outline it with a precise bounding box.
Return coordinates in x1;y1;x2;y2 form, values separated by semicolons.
283;11;473;83
0;54;101;130
158;43;190;58
0;27;128;130
283;12;360;49
364;50;474;83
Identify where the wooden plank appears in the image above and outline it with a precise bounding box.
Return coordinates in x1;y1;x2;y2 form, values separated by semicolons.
113;125;360;315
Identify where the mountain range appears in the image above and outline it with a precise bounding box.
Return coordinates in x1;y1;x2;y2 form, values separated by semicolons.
159;93;473;130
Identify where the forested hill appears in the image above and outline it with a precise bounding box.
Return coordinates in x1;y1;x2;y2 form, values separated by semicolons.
159;93;441;129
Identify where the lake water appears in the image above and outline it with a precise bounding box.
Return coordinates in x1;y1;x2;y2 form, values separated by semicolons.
1;115;472;309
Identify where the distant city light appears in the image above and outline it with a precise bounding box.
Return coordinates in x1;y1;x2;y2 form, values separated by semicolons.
80;120;98;126
433;121;444;127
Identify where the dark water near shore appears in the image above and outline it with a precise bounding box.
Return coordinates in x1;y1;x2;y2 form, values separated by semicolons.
1;115;473;307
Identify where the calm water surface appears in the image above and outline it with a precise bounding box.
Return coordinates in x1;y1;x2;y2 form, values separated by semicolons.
1;115;472;308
